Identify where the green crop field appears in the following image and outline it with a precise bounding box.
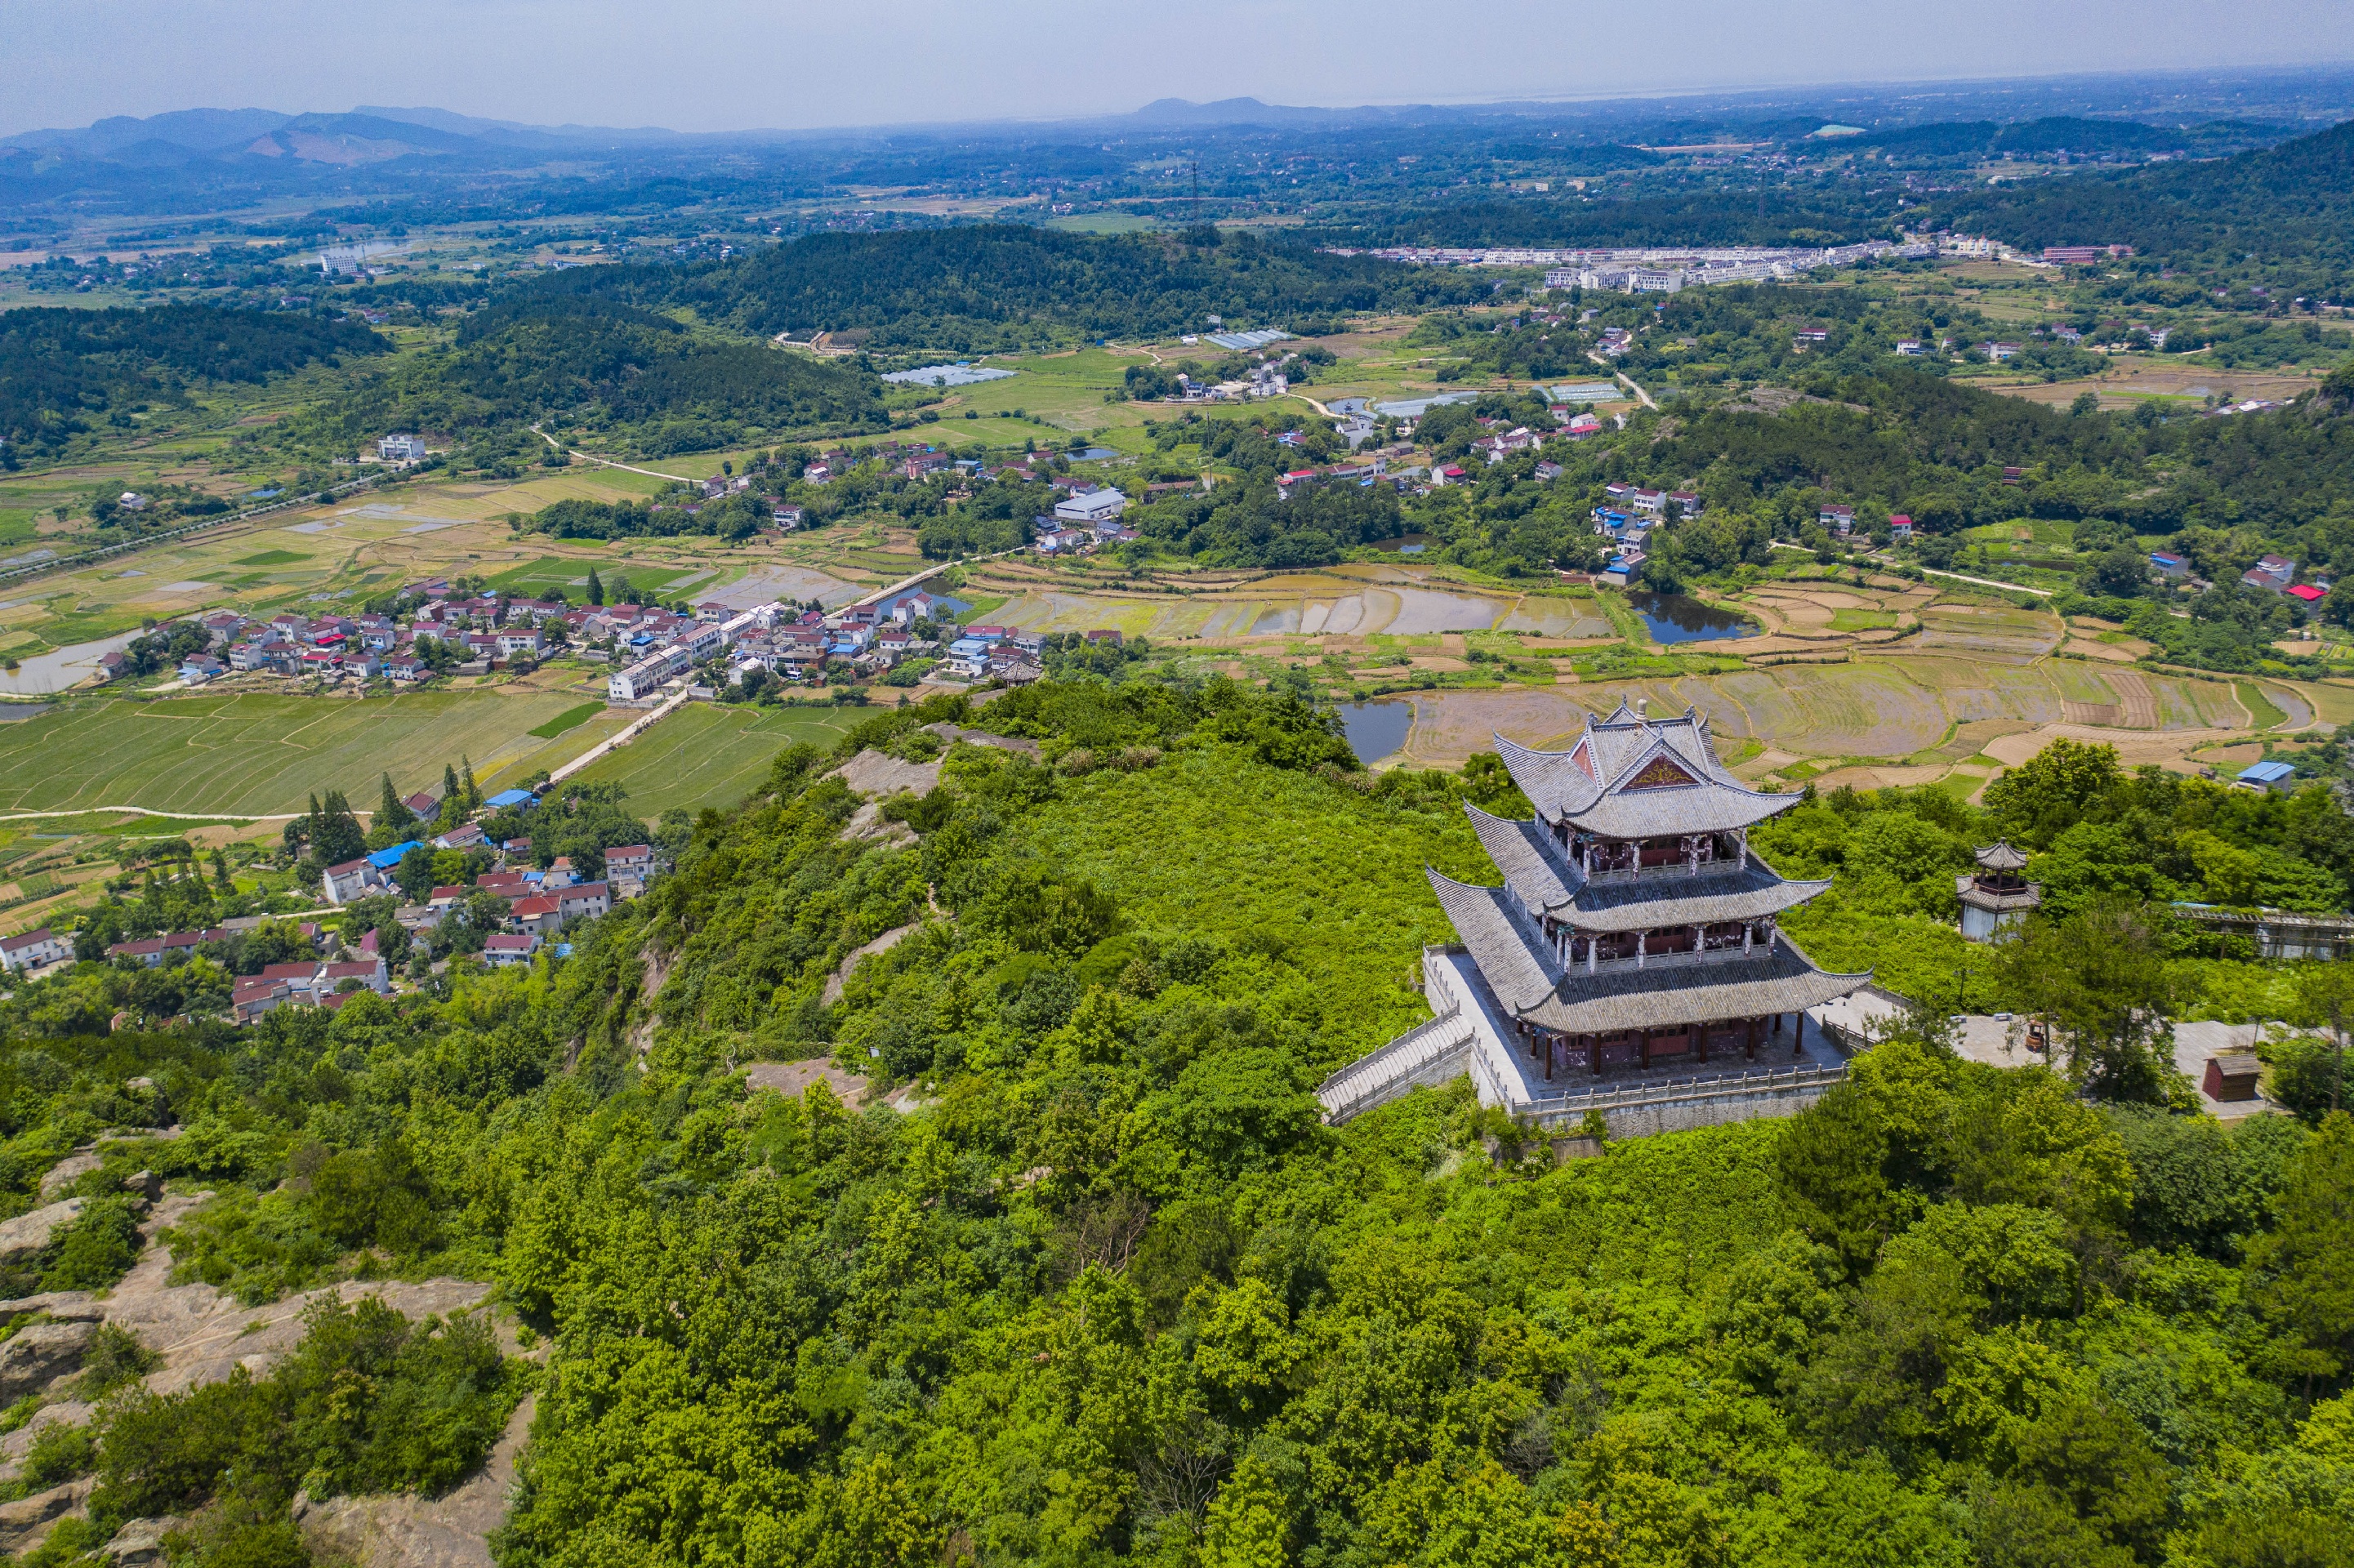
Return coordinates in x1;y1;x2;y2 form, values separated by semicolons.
487;555;706;599
568;703;862;815
234;550;307;567
0;693;589;817
528;702;607;740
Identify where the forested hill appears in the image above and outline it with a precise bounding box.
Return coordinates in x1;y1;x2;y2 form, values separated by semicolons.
281;292;887;459
1933;117;2354;295
514;225;1491;352
0;305;386;461
3;686;2349;1567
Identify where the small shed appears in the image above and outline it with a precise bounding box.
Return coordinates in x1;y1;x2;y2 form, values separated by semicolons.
2202;1053;2262;1102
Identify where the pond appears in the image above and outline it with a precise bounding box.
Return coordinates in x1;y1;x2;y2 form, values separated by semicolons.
1370;533;1436;556
1337;700;1414;765
1625;590;1757;644
1069;447;1122;461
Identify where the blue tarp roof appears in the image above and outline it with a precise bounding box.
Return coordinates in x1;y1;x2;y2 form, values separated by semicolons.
2238;761;2296;783
367;840;426;869
487;789;537;808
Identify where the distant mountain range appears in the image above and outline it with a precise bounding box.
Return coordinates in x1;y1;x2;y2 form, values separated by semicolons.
0;105;681;166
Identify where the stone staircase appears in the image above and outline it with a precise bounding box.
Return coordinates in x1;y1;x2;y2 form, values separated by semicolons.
1317;1004;1477;1124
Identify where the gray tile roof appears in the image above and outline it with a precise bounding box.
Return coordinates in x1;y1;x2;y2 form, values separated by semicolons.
1465;804;1579;914
1467;802;1829;931
1495;707;1801;840
1425;866;1869;1035
1974;840;2031;871
1567;860;1834;933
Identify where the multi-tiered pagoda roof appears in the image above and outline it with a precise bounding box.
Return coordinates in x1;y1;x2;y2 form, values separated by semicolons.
1426;701;1870;1066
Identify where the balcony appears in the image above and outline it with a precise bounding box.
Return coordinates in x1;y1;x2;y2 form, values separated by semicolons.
1581;849;1753;888
1580;942;1759;976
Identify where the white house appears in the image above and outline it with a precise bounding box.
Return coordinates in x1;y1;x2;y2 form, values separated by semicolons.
0;928;72;973
1052;488;1127;526
378;434;428;464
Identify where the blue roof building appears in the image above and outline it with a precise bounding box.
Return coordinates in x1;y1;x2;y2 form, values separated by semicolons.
2236;760;2297;794
366;840;426;870
486;788;537;810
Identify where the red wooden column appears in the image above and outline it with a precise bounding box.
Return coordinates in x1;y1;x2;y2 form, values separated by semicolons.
1696;1021;1709;1064
1794;1011;1807;1056
1588;1034;1602;1076
1638;1028;1652;1069
1543;1035;1554;1081
1745;1016;1758;1060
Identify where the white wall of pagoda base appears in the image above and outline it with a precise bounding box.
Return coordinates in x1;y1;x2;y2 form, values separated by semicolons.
1527;1071;1842;1138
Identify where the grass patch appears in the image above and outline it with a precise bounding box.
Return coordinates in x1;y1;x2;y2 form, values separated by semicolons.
528;702;606;741
568;703;863;815
1828;609;1898;632
2236;681;2288;729
234;550;307;567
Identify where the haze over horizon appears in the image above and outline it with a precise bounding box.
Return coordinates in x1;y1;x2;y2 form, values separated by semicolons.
6;0;2354;140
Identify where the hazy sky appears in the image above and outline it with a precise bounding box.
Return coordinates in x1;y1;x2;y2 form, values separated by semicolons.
5;0;2354;136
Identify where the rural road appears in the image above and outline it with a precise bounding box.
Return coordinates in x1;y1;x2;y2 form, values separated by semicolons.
531;427;692;483
1589;354;1657;410
0;805;297;824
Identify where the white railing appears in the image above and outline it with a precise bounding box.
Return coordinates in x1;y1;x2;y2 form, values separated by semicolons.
1580;848;1753;887
1518;1063;1847;1121
1582;943;1757;975
1317;1004;1473;1121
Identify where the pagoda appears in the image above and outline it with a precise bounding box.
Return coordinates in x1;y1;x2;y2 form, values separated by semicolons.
1426;701;1870;1078
1956;840;2039;942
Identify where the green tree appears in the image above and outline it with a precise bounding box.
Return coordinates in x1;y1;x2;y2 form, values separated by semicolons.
1994;899;2179;1102
378;773;414;832
2249;1111;2354;1387
585;567;604;606
1982;737;2122;848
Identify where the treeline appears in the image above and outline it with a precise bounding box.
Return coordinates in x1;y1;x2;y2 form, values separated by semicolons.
505;223;1491;354
0;304;385;460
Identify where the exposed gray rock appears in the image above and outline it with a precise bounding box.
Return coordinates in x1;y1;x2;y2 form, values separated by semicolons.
0;1401;93;1480
0;1319;96;1402
100;1514;183;1565
0;1477;92;1556
121;1170;163;1203
38;1155;101;1200
96;1125;181;1145
292;1393;534;1568
0;1198;83;1265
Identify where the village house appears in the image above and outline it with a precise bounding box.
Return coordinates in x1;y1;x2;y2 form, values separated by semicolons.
484;933;541;967
0;929;73;973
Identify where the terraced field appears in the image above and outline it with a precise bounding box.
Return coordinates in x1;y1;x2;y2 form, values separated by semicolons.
1384;655;2321;778
0;692;590;816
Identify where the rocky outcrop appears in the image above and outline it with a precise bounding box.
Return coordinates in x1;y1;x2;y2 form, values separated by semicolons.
0;1188;520;1566
0;1198;84;1266
0;1319;96;1403
291;1393;534;1568
98;1515;182;1565
38;1155;102;1200
0;1477;93;1556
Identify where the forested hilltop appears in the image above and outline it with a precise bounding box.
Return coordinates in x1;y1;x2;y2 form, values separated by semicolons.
511;225;1491;354
0;684;2348;1568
